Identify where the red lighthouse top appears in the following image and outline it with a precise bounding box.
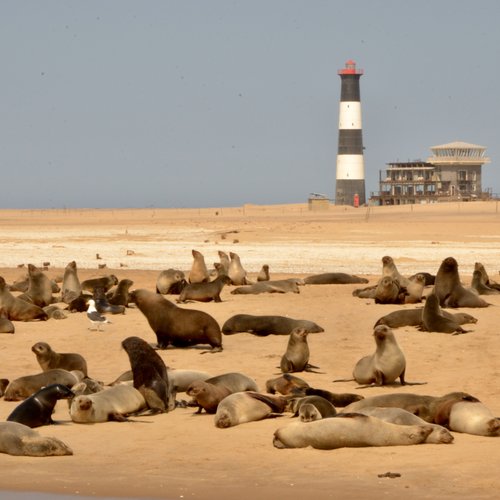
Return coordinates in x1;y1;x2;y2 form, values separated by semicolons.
338;59;364;75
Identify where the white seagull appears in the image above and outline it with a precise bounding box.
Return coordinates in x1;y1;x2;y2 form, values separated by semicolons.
87;299;111;331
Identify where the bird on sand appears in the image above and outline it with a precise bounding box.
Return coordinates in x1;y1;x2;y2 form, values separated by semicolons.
87;299;111;331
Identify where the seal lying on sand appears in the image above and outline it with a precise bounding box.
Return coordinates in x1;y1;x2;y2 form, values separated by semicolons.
303;272;368;285
222;314;324;336
69;384;147;423
0;277;48;321
0;421;73;456
273;413;433;449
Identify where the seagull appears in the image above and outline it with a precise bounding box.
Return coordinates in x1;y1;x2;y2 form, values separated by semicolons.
87;299;111;331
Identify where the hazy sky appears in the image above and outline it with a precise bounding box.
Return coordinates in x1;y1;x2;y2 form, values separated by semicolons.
1;0;499;209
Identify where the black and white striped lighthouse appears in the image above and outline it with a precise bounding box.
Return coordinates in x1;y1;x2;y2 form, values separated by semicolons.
335;59;365;206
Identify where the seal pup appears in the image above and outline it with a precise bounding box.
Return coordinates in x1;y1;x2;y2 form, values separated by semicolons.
228;251;250;285
348;407;454;444
156;269;187;295
0;317;15;333
69;384;147;423
409;271;435;286
3;369;83;401
121;336;175;413
43;305;68;320
0;276;48;321
352;325;406;386
303;272;368;285
86;299;112;330
473;262;500;291
17;264;54;307
287;395;337;420
31;341;88;376
256;264;270;282
177;275;231;303
186;380;232;414
7;383;74;428
222;314;324;336
420;293;469;334
81;275;118;294
433;256;489;308
273;414;433;449
130;289;223;353
403;273;426;304
280;328;321;374
106;278;134;306
188;249;210;284
214;391;287;428
61;260;82;303
0;421;73;456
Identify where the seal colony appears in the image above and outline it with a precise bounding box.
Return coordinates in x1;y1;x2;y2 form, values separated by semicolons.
0;240;498;500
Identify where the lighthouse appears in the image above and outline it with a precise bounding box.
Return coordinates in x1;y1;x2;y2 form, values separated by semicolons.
335;60;366;206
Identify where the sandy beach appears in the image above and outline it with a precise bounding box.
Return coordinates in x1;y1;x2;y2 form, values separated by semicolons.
0;201;499;499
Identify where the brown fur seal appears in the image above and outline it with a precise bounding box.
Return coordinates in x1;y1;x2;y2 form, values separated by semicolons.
288;395;337;420
420;293;468;334
69;384;147;423
121;336;174;413
17;264;54;307
42;305;67;320
106;278;134;306
3;369;83;401
0;421;73;456
447;401;500;436
7;383;74;428
0;317;15;333
0;378;10;397
31;341;88;376
473;262;500;291
81;274;118;294
265;373;310;395
61;260;82;303
352;325;406;386
228;251;250;285
256;264;270;282
403;273;426;303
177;275;231;303
130;289;222;353
470;269;500;295
374;307;477;329
354;407;454;444
0;276;48;321
186;380;231;414
156;269;187;295
216;251;230;275
188;249;210;284
433;256;489;308
273;413;432;449
203;372;259;393
409;272;435;286
222;314;324;336
301;387;364;407
304;272;368;285
280;328;320;373
214;391;287;428
352;276;402;303
382;255;410;288
341;391;479;423
231;279;301;295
